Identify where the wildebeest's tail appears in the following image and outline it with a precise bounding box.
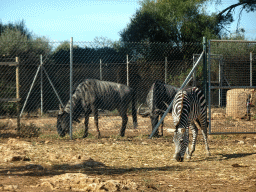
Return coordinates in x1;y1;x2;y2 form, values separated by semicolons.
131;89;138;129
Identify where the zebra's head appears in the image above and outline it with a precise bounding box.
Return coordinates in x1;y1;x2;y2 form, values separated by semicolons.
173;127;189;162
57;105;70;137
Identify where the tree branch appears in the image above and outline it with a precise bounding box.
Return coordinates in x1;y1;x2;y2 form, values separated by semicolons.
218;0;256;17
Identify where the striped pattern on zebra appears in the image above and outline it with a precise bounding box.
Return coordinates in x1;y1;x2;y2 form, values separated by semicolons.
172;87;210;162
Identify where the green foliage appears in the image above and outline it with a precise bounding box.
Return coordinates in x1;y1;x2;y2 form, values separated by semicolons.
0;103;16;116
211;33;256;56
0;20;53;113
0;21;52;57
0;20;32;40
121;0;223;44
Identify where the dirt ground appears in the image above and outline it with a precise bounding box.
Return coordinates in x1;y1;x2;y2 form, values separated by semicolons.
0;115;256;192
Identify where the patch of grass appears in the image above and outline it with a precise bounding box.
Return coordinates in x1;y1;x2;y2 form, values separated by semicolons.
135;134;149;139
43;124;56;131
40;133;59;139
110;134;122;140
212;135;229;140
18;123;41;138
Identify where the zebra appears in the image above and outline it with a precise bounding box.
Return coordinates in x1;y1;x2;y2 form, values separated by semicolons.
172;87;210;162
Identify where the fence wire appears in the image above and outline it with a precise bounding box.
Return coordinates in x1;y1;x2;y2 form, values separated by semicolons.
209;40;256;134
1;40;203;137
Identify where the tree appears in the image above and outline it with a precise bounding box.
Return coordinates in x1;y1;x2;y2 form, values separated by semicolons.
0;20;33;40
217;0;256;29
120;0;225;44
0;21;52;113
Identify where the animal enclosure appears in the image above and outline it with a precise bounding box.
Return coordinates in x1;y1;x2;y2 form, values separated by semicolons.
1;40;256;136
1;40;256;191
208;40;256;134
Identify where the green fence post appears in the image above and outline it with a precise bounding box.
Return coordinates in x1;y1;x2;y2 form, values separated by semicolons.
203;37;207;100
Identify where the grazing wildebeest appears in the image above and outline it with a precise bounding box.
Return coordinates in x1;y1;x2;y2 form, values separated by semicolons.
138;80;178;137
57;79;137;138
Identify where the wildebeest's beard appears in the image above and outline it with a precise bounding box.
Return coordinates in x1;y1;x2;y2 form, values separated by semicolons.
57;112;70;137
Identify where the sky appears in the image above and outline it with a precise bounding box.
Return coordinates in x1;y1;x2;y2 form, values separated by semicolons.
1;0;256;42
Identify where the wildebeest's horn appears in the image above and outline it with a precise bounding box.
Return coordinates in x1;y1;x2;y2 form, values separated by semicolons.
163;101;169;108
59;104;64;115
137;103;143;115
137;103;150;117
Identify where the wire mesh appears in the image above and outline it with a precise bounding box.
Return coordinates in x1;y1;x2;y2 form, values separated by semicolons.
209;40;256;134
0;40;203;137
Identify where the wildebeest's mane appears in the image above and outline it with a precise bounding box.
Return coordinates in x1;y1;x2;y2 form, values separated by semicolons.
72;99;84;122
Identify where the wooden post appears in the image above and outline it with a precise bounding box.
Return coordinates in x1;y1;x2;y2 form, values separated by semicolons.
16;57;20;131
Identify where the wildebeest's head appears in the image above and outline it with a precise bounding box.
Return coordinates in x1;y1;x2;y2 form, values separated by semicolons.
57;105;70;137
173;127;189;162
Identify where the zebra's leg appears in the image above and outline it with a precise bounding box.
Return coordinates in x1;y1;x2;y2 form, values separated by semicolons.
201;125;211;156
196;118;211;156
83;112;90;138
187;122;198;160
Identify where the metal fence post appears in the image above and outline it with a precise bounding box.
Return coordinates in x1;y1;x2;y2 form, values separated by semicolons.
70;37;73;139
203;37;207;100
40;55;43;116
208;40;212;134
192;54;197;87
126;54;129;86
250;52;252;87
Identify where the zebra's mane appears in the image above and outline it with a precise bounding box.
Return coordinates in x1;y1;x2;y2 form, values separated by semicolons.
175;91;185;129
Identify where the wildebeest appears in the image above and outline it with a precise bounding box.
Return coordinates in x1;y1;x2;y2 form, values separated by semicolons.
138;80;178;137
57;79;137;138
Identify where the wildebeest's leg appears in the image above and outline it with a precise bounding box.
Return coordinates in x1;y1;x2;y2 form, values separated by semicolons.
160;113;164;136
83;112;90;138
187;122;198;160
151;111;160;137
119;108;128;137
92;106;100;138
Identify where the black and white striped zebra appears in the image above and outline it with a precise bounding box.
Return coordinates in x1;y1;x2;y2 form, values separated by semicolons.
172;87;210;162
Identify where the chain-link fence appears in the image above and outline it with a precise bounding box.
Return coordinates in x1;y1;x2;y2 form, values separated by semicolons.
208;40;256;134
0;40;204;137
